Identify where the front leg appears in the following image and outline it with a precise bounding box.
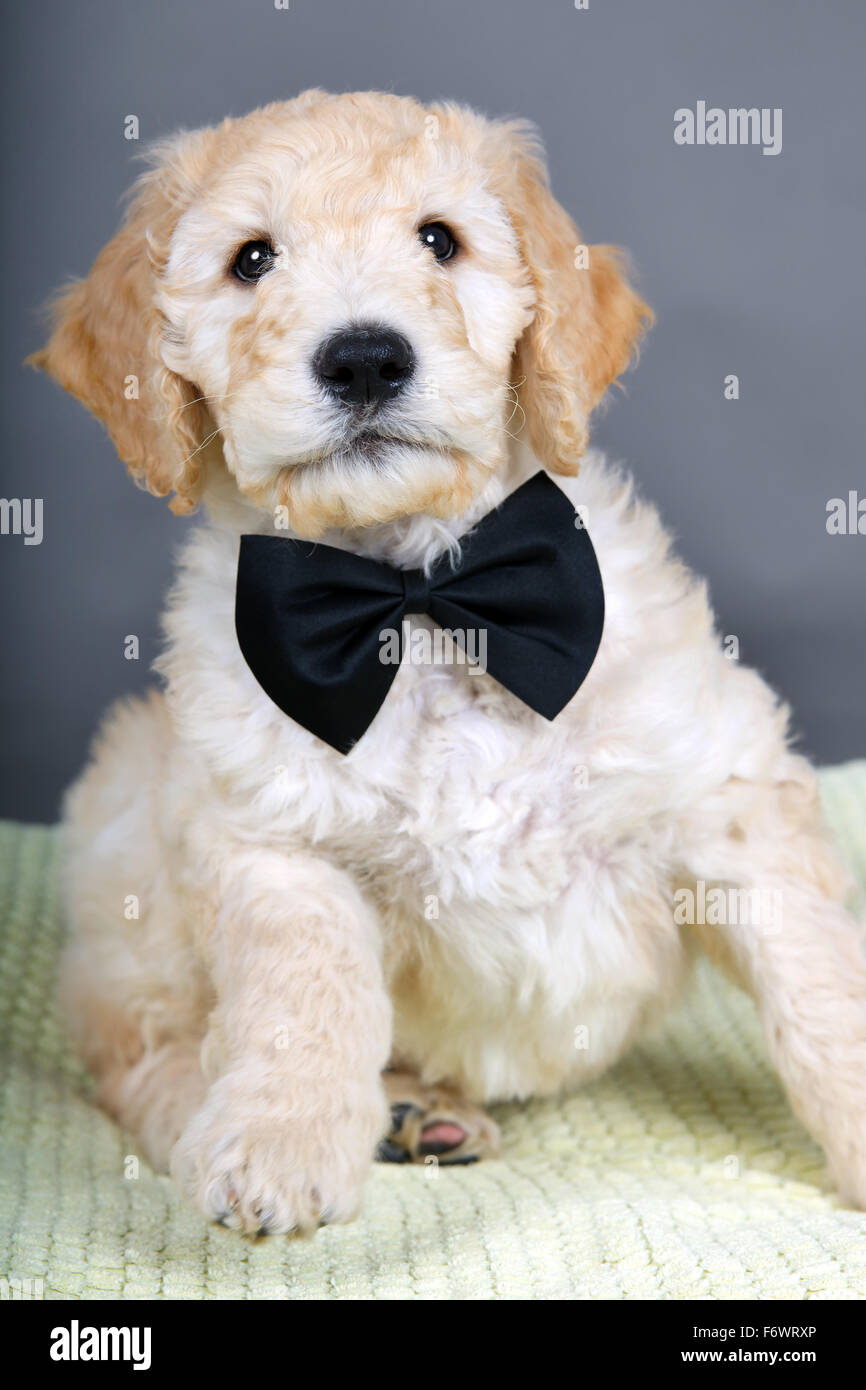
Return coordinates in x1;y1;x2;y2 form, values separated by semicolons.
172;848;391;1234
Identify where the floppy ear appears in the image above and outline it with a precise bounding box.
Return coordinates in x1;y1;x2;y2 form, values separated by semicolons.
28;133;217;514
493;124;653;475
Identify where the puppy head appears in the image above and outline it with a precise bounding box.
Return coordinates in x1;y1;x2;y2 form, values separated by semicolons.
32;90;651;536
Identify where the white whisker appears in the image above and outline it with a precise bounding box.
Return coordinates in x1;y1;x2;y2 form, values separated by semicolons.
177;426;223;471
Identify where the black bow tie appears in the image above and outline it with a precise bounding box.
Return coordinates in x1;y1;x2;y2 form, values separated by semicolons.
235;472;604;754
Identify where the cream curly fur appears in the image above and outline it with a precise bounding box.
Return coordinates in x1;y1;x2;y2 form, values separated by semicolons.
33;90;866;1233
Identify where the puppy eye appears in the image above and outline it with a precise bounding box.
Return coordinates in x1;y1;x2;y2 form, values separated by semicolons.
232;240;276;283
418;221;458;262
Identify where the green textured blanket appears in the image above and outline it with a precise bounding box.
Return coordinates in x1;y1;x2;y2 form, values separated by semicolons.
2;764;866;1300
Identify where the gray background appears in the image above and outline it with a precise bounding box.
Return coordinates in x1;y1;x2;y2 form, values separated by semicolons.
1;0;864;822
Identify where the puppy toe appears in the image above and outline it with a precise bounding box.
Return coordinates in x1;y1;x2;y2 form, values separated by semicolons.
376;1136;412;1164
389;1101;423;1132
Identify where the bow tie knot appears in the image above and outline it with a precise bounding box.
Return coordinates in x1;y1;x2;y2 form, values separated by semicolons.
400;567;432;615
235;472;605;753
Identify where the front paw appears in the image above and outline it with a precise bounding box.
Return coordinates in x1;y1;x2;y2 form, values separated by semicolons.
171;1086;385;1235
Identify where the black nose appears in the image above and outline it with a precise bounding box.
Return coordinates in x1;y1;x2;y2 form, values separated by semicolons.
314;325;415;407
